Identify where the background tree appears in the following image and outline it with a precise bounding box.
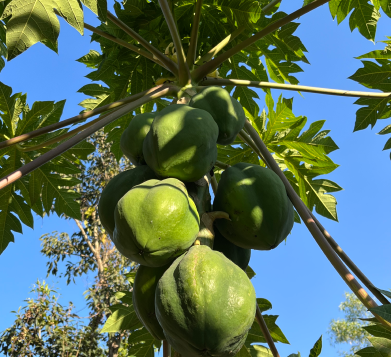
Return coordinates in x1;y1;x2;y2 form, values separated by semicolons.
328;292;371;357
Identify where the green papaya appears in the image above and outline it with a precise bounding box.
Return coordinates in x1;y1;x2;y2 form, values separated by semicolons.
120;112;156;165
98;166;157;237
213;163;294;250
213;225;251;271
143;104;218;182
155;245;256;357
189;87;245;145
133;265;169;340
113;178;200;267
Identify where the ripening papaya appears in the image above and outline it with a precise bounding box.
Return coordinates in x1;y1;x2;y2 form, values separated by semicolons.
213;225;251;271
133;265;169;340
213;163;294;250
143;104;218;182
155;245;256;357
120;112;156;165
113;178;200;267
189;87;245;145
98;166;157;237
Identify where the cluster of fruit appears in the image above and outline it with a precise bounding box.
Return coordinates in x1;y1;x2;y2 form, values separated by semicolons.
98;87;294;356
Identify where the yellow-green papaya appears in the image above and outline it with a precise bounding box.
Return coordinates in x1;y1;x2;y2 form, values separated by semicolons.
98;166;157;237
113;178;200;267
213;163;294;250
143;104;218;182
120;112;156;165
189;87;245;145
155;245;256;357
133;265;169;340
213;225;251;271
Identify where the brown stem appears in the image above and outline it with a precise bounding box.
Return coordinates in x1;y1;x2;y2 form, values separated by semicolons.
238;130;268;165
0;85;176;191
191;0;331;83
243;120;391;328
158;0;191;86
163;341;171;357
0;88;159;150
186;0;203;68
199;78;391;99
106;11;178;76
84;23;168;70
255;305;281;357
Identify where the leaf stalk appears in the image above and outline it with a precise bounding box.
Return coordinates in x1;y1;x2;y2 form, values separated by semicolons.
158;0;191;86
243;120;391;328
200;78;391;99
0;88;163;150
191;0;331;83
0;85;177;191
186;0;203;68
84;23;168;70
255;305;281;357
106;11;179;76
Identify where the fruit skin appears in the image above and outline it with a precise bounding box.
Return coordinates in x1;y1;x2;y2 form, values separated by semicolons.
98;166;157;237
143;104;218;182
113;178;200;267
155;245;256;357
120;112;156;165
213;163;294;250
133;265;169;340
189;87;245;145
213;225;251;271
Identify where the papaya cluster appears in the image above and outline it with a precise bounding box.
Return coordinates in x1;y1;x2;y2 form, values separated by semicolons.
98;87;294;356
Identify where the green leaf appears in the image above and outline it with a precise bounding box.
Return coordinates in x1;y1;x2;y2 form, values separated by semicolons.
377;289;391;299
309;335;322;357
368;337;391;356
363;324;391;339
215;0;262;29
115;291;133;305
355;346;383;356
349;61;391;92
81;0;107;20
246;265;256;279
370;305;391;323
329;0;380;41
246;315;289;346
101;303;141;333
257;298;272;313
2;0;85;60
127;328;156;357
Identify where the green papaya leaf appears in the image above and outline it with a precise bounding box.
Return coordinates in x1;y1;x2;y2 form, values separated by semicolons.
363;324;391;339
370;305;391;324
309;335;322;357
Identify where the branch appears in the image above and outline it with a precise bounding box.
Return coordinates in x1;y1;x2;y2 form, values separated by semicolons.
0;85;177;191
200;78;391;99
191;0;331;83
255;305;281;357
84;23;168;70
243;120;391;328
74;219;97;256
92;210;104;276
158;0;191;86
0;88;158;150
106;11;178;76
239;128;390;305
186;0;203;68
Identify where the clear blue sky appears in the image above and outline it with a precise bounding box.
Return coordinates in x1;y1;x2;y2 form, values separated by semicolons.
1;1;390;356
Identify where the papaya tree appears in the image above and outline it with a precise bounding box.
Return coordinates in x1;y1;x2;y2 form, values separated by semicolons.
0;0;391;356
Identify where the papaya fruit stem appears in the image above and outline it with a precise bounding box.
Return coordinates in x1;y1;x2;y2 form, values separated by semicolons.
0;85;176;191
191;0;331;83
195;212;230;248
243;120;391;328
214;160;230;170
186;0;203;69
211;176;218;194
